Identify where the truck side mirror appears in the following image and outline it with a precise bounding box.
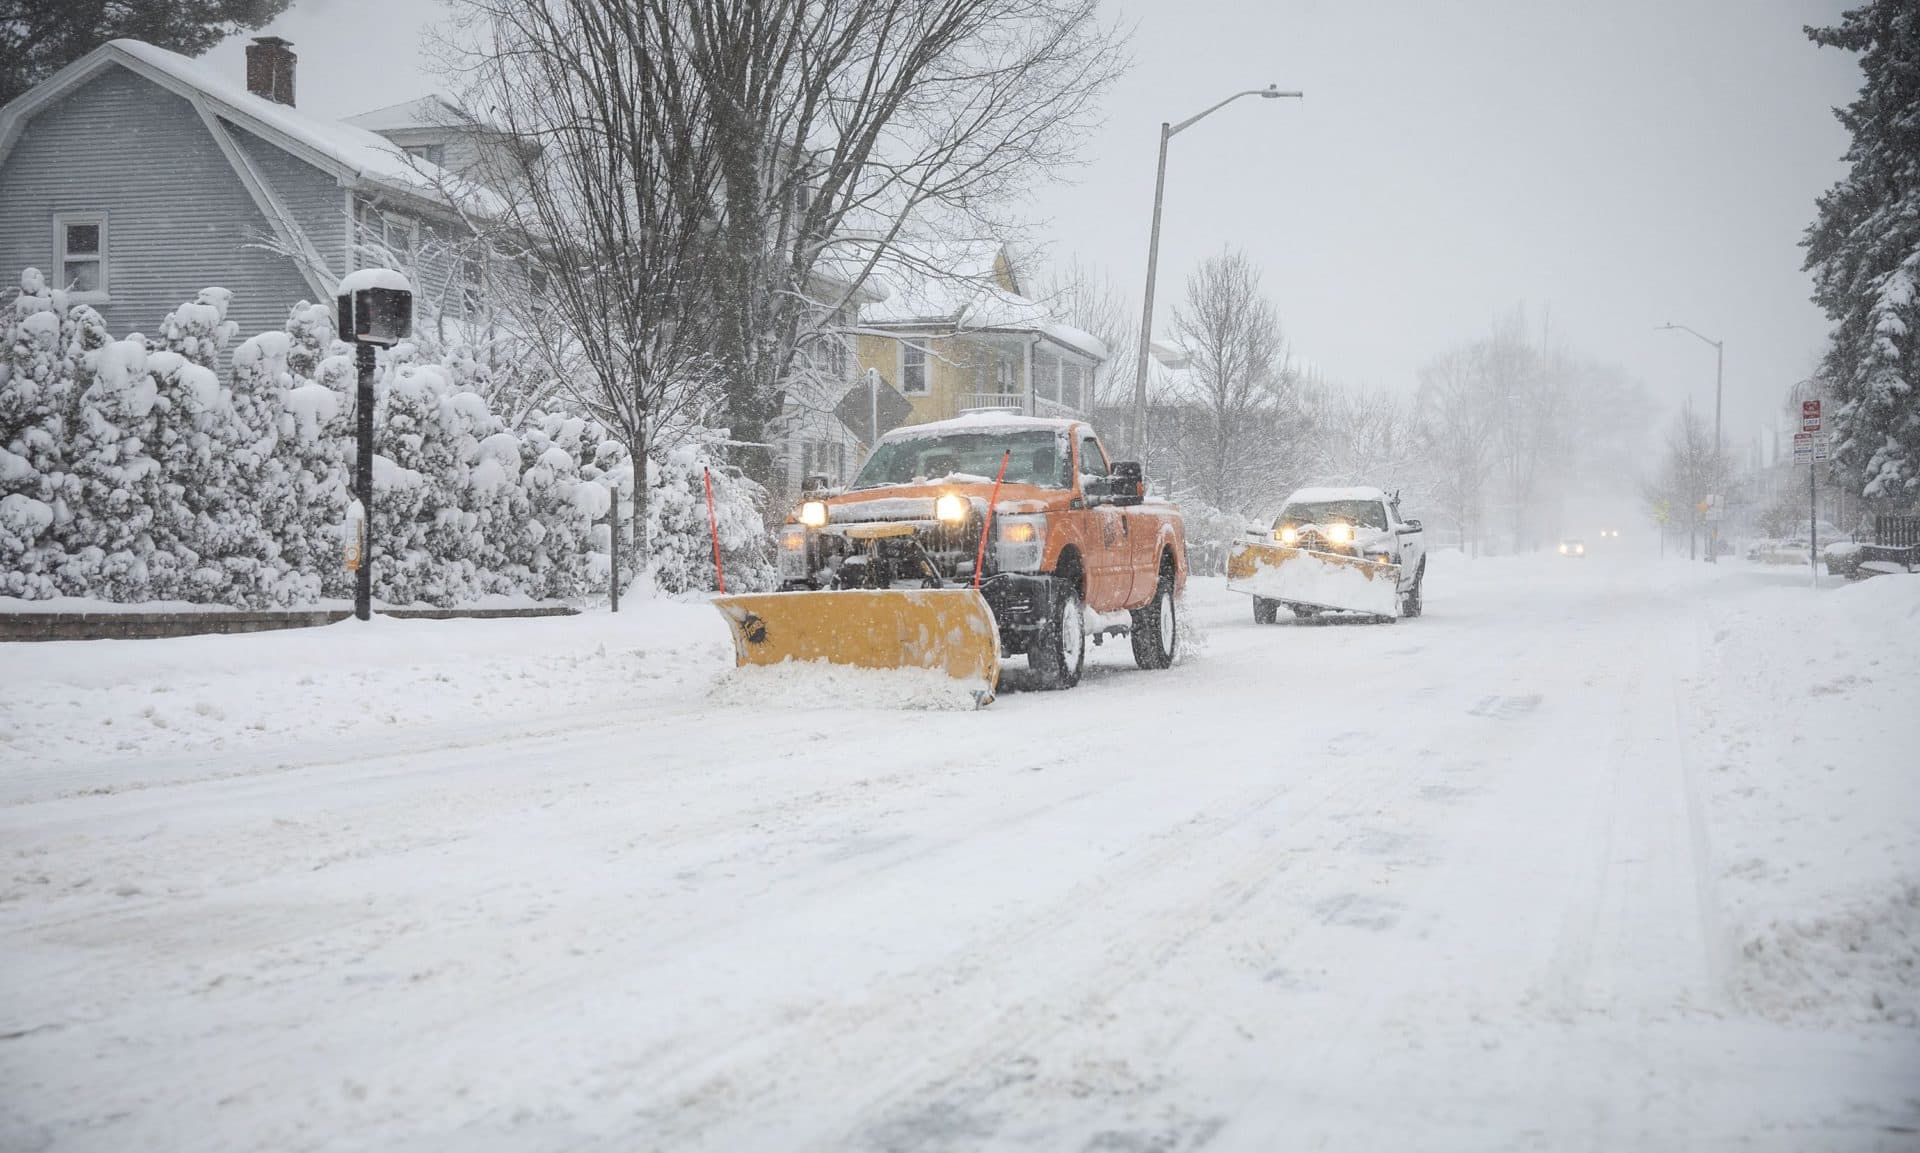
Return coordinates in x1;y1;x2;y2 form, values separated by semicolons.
1398;518;1423;533
1110;461;1145;506
800;472;832;495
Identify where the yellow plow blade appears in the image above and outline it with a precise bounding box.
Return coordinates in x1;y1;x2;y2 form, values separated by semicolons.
1227;540;1401;618
712;589;1002;703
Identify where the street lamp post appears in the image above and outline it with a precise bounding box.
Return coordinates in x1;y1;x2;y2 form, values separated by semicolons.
1129;85;1301;462
1658;322;1724;563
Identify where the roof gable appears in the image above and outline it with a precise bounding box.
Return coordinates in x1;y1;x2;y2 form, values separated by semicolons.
0;40;482;212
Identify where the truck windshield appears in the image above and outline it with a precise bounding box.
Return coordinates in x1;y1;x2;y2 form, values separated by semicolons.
1277;500;1389;531
852;430;1068;490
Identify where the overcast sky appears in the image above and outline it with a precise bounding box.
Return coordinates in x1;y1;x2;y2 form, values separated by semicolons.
206;0;1862;452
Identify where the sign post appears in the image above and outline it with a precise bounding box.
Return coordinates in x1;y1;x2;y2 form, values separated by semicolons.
336;269;414;622
1802;400;1822;588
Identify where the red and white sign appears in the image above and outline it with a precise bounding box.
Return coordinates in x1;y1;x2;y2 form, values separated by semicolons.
1802;400;1822;420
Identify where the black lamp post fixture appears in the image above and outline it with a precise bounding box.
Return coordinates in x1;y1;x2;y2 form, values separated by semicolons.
335;269;414;622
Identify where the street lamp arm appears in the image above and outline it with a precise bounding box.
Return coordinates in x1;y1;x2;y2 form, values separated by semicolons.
1657;321;1721;350
1168;87;1302;138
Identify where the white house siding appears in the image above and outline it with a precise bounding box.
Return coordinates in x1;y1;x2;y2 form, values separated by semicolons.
0;65;320;347
227;122;350;282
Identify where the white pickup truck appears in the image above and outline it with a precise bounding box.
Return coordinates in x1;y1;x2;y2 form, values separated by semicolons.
1230;485;1427;622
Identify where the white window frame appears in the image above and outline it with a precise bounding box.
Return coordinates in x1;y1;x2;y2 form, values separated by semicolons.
53;211;109;302
899;341;929;395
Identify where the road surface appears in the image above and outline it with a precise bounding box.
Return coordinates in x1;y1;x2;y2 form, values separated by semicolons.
2;552;1915;1151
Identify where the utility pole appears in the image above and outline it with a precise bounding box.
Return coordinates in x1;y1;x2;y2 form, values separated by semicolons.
1129;86;1301;461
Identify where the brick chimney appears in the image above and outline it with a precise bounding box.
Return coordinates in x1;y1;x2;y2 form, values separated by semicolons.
245;37;296;106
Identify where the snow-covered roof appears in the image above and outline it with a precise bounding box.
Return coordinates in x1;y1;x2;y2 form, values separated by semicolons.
342;95;471;134
854;239;1108;363
1285;486;1391;505
879;410;1083;442
0;40;487;215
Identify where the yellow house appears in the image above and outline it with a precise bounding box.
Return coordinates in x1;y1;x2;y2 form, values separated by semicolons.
854;246;1106;438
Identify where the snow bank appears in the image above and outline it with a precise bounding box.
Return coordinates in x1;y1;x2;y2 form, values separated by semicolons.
0;602;731;796
1690;568;1920;1030
1736;883;1919;1027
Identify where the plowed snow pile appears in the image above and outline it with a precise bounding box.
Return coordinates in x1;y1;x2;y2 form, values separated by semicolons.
710;660;985;710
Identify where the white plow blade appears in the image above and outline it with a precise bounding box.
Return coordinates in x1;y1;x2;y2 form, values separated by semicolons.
1227;541;1401;617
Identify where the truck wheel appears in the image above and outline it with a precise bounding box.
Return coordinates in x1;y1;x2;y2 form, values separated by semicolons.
1252;597;1279;625
1029;579;1085;690
1401;562;1425;619
1131;564;1178;669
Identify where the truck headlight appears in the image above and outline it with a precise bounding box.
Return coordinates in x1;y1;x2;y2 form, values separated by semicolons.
798;500;828;528
935;493;968;525
778;526;810;578
1327;523;1354;545
1277;526;1299;545
995;515;1046;572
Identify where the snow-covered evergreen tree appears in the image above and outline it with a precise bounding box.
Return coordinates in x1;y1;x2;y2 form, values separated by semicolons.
517;419;595;599
61;333;163;600
0;269;72;596
149;290;286;604
1805;0;1920;506
648;439;772;595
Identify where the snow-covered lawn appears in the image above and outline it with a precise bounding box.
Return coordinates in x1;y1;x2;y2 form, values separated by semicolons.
1;553;1915;1151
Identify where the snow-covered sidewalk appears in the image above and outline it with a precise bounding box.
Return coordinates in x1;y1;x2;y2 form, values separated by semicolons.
1;555;1915;1151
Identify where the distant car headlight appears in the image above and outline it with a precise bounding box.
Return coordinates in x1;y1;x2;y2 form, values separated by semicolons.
1277;526;1299;545
1559;543;1569;555
1326;523;1354;545
1575;544;1585;555
798;500;828;528
935;493;968;525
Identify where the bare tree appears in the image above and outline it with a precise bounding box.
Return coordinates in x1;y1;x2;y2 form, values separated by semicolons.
1643;401;1728;560
1307;383;1423;496
670;0;1129;487
1170;248;1302;515
1414;344;1498;554
438;0;725;561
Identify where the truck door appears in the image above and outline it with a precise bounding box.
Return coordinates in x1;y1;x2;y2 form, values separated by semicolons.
1075;432;1123;610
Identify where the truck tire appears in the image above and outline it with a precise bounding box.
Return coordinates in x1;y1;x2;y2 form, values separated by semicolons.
1029;579;1085;690
1252;597;1279;625
1131;562;1178;669
1401;561;1425;619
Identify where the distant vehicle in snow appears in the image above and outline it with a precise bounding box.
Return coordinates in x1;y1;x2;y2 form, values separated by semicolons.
1598;529;1620;539
1558;538;1586;557
1228;486;1426;623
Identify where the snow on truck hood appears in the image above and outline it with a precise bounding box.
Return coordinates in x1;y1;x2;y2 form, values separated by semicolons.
1285;485;1392;504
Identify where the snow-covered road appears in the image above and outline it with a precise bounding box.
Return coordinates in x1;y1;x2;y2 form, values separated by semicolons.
3;553;1916;1151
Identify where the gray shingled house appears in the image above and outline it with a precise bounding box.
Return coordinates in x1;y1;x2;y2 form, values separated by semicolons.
0;37;490;348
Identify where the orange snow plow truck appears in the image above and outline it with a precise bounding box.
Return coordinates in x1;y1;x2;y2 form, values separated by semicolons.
713;413;1188;703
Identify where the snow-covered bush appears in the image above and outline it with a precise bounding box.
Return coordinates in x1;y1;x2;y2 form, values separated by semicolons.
60;334;164;600
648;439;774;595
0;273;775;606
0;269;73;596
